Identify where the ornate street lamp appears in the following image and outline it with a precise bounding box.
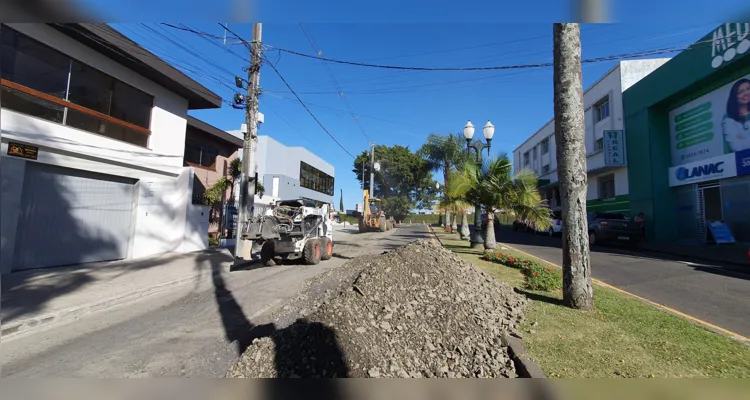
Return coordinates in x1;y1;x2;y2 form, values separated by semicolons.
464;120;495;249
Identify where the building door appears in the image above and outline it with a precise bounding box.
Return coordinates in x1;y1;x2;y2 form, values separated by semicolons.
13;163;136;271
697;181;723;242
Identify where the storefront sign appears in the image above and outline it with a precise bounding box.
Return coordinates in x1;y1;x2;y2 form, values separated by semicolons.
736;148;750;176
668;153;737;187
6;142;39;160
603;130;626;166
710;23;750;69
668;72;750;167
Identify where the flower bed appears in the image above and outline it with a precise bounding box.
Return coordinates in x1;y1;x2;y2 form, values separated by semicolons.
482;251;561;292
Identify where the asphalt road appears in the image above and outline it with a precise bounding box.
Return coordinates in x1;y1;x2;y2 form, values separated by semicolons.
491;226;750;338
1;223;431;377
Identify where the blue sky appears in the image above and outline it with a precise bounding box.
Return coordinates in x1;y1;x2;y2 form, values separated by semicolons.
104;13;729;210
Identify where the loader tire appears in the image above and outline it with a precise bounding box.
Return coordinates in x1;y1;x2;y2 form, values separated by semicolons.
320;237;333;261
379;216;387;232
303;238;322;265
358;217;366;233
260;241;276;266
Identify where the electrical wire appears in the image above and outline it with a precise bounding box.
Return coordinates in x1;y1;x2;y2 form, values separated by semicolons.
271;43;707;71
299;23;372;144
219;22;358;159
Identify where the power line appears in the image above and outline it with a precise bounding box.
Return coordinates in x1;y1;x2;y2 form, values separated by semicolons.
272;44;704;71
299;23;372;144
219;23;357;159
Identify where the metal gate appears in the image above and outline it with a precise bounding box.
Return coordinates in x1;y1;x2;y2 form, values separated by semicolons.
13;163;137;270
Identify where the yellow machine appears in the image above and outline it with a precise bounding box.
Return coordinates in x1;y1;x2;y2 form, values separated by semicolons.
358;190;393;233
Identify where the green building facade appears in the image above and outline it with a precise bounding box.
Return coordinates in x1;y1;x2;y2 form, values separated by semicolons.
623;23;750;244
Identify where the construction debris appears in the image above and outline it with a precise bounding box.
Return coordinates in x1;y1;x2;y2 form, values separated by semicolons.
227;240;527;378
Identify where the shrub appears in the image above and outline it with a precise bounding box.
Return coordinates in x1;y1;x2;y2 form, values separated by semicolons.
521;263;562;292
482;250;562;292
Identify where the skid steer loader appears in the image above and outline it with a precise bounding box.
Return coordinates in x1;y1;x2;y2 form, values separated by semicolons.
241;199;333;266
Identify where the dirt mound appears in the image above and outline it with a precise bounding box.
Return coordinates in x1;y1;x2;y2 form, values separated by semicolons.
227;239;527;378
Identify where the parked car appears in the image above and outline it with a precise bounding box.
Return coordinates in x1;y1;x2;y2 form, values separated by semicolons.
535;210;563;236
512;219;532;233
587;212;643;247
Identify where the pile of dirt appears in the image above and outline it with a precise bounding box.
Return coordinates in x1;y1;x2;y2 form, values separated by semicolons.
227;239;527;378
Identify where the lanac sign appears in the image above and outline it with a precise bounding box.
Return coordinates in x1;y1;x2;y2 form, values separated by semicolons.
711;23;750;69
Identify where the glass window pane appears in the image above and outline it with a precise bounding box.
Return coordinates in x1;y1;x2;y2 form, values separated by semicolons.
1;27;69;98
111;81;152;129
1;85;64;123
184;142;201;164
65;108;149;147
68;60;114;115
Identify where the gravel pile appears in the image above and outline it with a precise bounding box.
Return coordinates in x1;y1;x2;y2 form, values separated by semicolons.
227;239;527;378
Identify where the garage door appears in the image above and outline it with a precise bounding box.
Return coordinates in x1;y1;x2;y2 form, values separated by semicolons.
13;163;137;270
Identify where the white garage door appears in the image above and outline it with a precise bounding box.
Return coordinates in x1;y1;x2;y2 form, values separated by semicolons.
13;163;137;271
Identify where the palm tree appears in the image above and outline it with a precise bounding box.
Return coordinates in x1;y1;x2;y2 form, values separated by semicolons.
448;154;551;252
418;133;469;233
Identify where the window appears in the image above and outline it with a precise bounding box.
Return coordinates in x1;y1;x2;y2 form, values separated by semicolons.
300;161;334;196
541;137;549;155
541;165;550;175
598;174;616;200
523;151;530;166
533;146;538;161
184;141;218;168
594;138;604;151
595;96;610;122
0;26;153;147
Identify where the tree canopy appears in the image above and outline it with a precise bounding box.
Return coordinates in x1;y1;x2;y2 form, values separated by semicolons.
352;144;436;220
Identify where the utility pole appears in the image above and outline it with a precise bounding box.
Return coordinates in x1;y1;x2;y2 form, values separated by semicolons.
553;23;594;310
234;22;262;267
369;142;375;196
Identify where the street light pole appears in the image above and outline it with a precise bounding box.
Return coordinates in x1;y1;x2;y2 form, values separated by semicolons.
463;120;495;250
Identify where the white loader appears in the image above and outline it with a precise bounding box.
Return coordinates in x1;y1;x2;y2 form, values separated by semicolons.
242;199;334;266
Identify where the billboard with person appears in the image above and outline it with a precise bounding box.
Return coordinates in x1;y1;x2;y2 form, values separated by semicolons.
669;73;750;166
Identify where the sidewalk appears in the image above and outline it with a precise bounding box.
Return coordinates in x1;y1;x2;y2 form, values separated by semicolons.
638;241;749;268
1;248;234;339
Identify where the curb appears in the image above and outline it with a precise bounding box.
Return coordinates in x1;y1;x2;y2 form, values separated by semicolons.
504;334;547;378
1;272;208;340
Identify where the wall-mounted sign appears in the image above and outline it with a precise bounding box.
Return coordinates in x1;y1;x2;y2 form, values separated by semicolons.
602;130;626;166
668;153;737;187
7;142;39;160
668;72;750;167
710;23;750;69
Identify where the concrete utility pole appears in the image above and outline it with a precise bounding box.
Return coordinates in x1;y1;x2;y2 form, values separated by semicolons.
234;22;262;267
369;142;375;196
553;23;594;310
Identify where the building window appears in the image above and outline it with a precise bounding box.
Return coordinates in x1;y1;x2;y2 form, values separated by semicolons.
300;161;334;196
523;151;530;166
595;96;610;122
594;138;604;151
0;26;153;147
598;174;616;200
541;137;549;155
184;141;218;168
541;164;550;175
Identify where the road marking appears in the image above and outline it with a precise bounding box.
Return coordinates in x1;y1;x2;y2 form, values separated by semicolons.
496;242;749;342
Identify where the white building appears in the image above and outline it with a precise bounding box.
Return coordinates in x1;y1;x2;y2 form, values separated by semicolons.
513;59;670;217
0;23;223;273
227;132;335;205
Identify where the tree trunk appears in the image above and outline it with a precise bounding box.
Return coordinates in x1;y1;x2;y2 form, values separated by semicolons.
451;211;458;233
483;215;497;253
553;23;594;311
460;211;470;240
438;213;444;227
445;211;452;232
